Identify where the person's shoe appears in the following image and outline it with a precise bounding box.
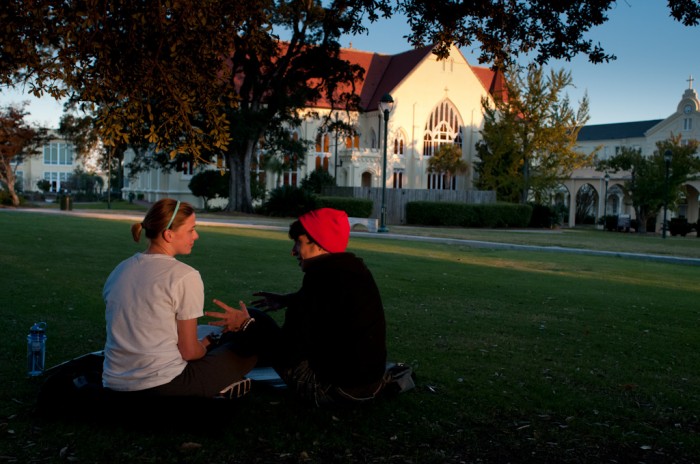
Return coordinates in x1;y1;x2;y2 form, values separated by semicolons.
216;377;251;399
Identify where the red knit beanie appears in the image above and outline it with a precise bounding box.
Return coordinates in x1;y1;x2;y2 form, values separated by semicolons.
299;208;350;253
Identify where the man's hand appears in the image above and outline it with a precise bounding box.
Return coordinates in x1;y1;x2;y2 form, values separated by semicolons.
206;299;251;333
250;291;288;312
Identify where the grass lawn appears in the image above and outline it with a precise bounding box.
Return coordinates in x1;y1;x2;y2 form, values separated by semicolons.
1;209;699;463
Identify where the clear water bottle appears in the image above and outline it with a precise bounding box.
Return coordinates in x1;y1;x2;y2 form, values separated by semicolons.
27;322;47;377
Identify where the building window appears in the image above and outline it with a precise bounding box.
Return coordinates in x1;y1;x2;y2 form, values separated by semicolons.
314;155;330;172
392;169;404;189
684;118;692;131
180;160;194;176
361;172;372;188
423;100;463;157
251;152;266;190
315;133;331;153
283;154;299;186
16;170;24;191
44;171;70;192
345;134;360;149
43;142;74;165
427;173;456;191
393;132;405;156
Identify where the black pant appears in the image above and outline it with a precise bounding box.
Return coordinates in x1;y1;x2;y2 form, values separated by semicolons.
226;308;384;406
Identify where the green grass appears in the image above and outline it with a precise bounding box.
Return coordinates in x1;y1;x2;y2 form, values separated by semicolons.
1;210;700;463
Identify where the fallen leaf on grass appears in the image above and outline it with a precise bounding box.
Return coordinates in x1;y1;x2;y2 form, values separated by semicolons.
179;442;202;452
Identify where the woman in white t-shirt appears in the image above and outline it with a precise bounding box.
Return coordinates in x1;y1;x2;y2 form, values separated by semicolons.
102;198;255;397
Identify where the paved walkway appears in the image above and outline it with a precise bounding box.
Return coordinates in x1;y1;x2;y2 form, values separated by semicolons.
4;207;700;266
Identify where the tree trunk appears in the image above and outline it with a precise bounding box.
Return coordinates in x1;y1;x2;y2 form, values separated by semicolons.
635;206;647;233
0;162;21;206
226;140;254;213
8;184;20;207
521;156;530;204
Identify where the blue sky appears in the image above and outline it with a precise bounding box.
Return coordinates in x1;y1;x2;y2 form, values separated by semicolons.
2;1;698;128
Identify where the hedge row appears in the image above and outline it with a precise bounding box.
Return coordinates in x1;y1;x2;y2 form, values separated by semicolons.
316;196;373;218
261;185;533;228
406;201;532;228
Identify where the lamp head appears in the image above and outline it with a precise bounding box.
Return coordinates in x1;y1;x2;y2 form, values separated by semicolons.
379;93;394;114
604;172;610;182
664;149;673;163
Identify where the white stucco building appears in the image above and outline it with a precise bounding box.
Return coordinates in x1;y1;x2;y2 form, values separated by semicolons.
565;82;700;229
13;131;77;194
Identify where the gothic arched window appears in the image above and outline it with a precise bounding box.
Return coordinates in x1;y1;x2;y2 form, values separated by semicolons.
423;100;463;157
393;130;406;156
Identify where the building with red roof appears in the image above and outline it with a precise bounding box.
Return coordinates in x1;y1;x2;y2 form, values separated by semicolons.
278;43;505;193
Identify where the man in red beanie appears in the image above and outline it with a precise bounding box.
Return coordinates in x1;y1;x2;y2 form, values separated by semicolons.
207;208;387;406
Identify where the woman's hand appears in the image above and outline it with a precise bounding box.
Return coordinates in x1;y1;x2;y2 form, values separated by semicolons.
206;299;252;333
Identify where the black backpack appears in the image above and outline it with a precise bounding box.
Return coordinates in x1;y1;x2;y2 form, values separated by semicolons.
36;351;106;419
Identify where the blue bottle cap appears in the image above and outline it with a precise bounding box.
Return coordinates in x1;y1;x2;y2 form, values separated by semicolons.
30;322;46;334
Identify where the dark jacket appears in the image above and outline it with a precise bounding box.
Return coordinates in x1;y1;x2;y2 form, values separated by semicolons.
282;252;386;388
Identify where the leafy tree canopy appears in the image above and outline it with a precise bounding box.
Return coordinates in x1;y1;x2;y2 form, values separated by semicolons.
475;65;594;203
301;167;337;194
427;143;468;189
188;170;230;210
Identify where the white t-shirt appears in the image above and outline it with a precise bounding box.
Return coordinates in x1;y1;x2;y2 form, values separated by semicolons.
102;253;204;391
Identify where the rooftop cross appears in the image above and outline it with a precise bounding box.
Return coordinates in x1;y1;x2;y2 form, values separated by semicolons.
688;75;694;89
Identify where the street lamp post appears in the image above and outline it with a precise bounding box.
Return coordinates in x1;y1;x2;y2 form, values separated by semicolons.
603;172;609;231
662;149;672;238
378;93;394;233
107;146;112;210
333;113;339;180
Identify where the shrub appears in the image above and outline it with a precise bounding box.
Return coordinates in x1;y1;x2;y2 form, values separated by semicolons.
300;168;336;194
529;203;559;228
260;185;317;217
602;215;618;231
188;170;229;209
406;201;532;228
0;189;14;206
316;196;373;218
37;179;51;193
669;217;694;237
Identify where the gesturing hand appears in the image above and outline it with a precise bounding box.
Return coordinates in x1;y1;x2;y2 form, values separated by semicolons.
205;299;251;333
250;291;287;312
